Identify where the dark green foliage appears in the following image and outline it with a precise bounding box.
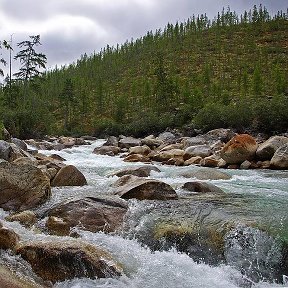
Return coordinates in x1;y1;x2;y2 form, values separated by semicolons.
0;6;287;138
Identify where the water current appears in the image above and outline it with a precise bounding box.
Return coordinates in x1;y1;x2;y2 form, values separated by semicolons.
1;140;287;288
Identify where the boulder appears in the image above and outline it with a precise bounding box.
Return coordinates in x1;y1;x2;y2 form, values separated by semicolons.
152;149;184;162
103;136;119;147
205;128;236;143
157;132;176;144
141;135;163;148
16;239;123;283
0;162;51;211
181;136;207;149
113;166;161;178
220;134;258;164
159;143;183;152
179;168;231;180
184;156;202;166
93;145;121;156
129;145;151;155
51;165;87;187
119;136;141;149
58;136;76;148
11;138;28;151
0;222;20;250
200;155;220;167
184;145;212;160
5;210;37;228
0;140;25;162
182;181;224;193
12;157;37;166
0;265;42;288
270;143;288;169
47;197;128;235
256;136;288;160
123;154;151;163
114;175;178;200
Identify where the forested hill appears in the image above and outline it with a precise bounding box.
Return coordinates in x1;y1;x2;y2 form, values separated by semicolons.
1;5;288;138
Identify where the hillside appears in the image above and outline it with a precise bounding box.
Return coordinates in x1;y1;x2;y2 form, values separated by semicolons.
0;5;288;138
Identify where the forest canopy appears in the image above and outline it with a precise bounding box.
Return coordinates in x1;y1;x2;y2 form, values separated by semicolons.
0;5;287;138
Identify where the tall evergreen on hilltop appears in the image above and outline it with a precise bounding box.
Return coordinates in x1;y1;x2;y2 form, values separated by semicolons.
0;5;287;138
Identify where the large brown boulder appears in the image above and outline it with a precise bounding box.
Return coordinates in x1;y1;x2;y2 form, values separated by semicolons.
256;136;288;160
51;165;87;187
220;134;258;164
270;143;288;169
0;222;20;250
46;196;128;235
0;162;51;211
16;239;123;283
114;175;178;200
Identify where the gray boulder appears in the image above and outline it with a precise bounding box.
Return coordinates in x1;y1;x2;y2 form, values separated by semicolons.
270;143;288;169
256;136;288;160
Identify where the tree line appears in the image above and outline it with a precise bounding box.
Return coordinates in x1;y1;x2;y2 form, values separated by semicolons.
0;5;287;139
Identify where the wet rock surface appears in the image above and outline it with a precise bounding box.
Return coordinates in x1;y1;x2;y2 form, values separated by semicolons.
16;239;123;283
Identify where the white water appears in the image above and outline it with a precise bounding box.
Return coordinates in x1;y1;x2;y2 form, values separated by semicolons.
2;140;287;288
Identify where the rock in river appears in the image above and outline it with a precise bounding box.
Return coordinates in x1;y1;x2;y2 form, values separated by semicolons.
0;162;51;211
16;239;123;283
46;196;128;236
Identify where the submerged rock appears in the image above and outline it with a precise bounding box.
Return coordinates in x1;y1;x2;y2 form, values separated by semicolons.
46;196;128;235
16;239;123;283
179;167;231;180
0;162;51;212
114;175;178;200
182;181;224;193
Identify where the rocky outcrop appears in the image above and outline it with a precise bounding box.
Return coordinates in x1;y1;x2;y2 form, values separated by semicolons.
51;165;87;187
114;175;178;200
220;134;258;164
0;162;51;211
16;240;123;283
256;136;288;160
46;197;128;235
270;143;288;169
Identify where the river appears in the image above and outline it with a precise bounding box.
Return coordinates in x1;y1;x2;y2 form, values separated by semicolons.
1;140;287;288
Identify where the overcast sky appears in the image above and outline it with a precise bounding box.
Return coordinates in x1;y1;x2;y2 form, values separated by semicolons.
0;0;287;75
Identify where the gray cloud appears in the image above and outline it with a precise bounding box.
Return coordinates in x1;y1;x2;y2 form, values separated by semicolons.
0;0;287;75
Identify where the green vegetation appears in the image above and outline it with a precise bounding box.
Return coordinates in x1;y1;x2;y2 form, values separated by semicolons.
0;5;287;138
